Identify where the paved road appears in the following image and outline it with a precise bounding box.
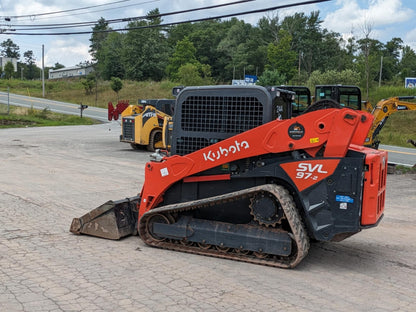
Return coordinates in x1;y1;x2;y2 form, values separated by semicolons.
380;144;416;167
0;123;415;312
0;91;108;122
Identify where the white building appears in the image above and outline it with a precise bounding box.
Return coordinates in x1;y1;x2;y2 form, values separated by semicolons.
48;65;94;79
0;57;18;72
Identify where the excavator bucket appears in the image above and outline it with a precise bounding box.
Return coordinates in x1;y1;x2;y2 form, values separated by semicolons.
70;196;140;240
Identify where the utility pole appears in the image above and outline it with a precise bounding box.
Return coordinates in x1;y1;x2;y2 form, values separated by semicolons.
7;87;10;115
42;44;45;97
378;55;383;88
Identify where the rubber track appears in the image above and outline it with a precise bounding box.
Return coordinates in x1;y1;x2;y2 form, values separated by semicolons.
138;184;310;268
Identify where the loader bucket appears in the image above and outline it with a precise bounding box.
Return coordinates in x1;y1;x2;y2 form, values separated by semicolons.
70;195;140;240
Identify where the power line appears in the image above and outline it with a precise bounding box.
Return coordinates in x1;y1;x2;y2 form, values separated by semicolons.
3;0;332;36
0;0;134;19
3;0;254;30
2;0;160;23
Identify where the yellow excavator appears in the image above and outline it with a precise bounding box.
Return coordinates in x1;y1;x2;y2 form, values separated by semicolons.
285;85;416;148
365;96;416;148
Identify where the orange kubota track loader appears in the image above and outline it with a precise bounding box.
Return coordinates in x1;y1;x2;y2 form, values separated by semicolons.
70;85;387;268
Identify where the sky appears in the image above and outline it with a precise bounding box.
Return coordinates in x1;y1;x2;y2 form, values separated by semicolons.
0;0;415;68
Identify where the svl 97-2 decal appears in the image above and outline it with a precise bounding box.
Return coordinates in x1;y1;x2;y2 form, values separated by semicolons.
280;159;340;191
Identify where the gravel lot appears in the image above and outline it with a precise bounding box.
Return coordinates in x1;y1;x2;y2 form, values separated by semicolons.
1;123;415;312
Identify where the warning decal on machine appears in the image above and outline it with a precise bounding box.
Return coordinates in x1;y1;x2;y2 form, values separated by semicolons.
160;167;169;177
335;195;354;203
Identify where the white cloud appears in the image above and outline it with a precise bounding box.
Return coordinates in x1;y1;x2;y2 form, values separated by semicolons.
41;39;91;67
404;27;416;51
323;0;413;40
13;2;60;19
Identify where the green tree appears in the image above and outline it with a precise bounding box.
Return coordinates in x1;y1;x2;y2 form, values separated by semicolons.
385;38;403;61
356;37;384;94
399;46;416;79
177;63;204;85
236;28;267;80
89;18;110;63
258;14;280;43
53;62;65;70
1;39;20;59
217;19;257;81
17;63;26;80
306;69;360;89
380;37;403;82
188;21;230;80
266;29;297;80
281;12;324;75
320;30;347;72
166;36;198;80
81;73;96;95
98;32;125;80
123;8;169;81
175;62;213;85
342;35;358;71
23;50;36;80
257;69;286;86
110;77;123;99
4;61;15;79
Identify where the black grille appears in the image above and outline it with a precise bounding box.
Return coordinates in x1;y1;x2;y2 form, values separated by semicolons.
181;96;263;133
122;118;134;141
175;137;213;156
171;87;273;156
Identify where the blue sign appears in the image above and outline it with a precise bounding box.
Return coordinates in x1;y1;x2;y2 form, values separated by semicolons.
405;77;416;88
244;75;258;84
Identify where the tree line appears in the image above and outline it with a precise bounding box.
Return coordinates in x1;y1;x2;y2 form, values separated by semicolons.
90;8;416;91
0;39;47;80
2;8;416;93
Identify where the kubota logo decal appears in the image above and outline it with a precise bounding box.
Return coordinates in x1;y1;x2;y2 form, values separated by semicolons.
203;140;249;162
280;159;340;191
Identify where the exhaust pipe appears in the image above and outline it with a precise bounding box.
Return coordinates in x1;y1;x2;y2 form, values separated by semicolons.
70;195;140;240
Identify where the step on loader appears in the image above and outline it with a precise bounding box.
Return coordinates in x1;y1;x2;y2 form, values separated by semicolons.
70;85;387;268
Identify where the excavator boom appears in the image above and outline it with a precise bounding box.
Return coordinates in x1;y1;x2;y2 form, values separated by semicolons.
366;96;416;147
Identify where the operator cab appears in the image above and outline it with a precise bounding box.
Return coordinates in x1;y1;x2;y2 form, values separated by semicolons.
278;85;311;116
315;85;362;110
266;86;296;120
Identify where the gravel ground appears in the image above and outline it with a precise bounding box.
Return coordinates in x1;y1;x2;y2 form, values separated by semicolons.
0;123;415;312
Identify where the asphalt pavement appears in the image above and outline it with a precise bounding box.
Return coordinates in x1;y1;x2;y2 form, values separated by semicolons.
379;144;416;167
0;123;415;312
